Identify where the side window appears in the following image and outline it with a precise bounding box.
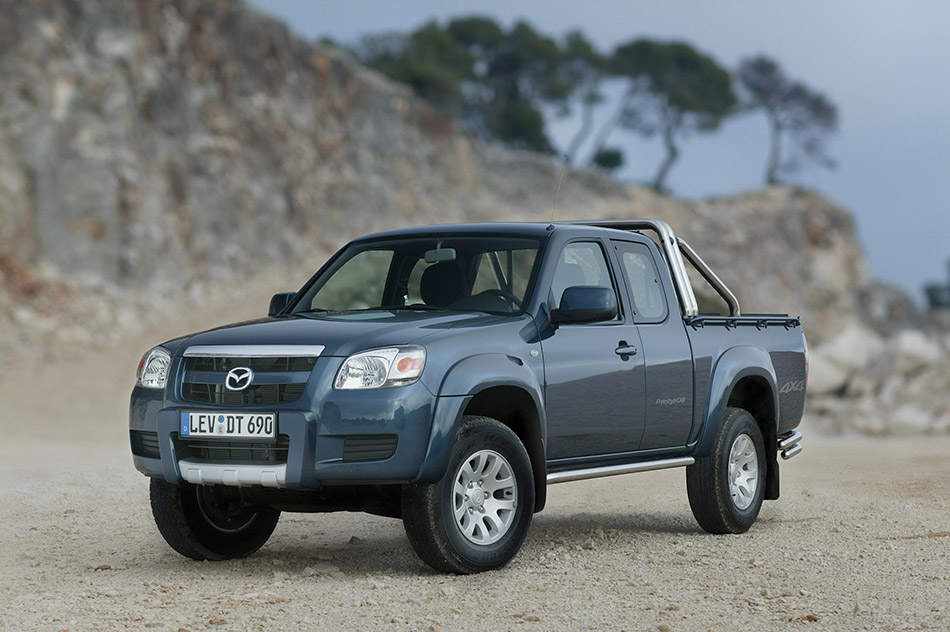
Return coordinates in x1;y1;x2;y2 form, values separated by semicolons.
472;249;536;298
615;241;668;321
310;249;393;310
551;242;615;310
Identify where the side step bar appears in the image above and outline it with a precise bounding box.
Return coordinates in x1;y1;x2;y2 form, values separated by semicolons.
547;457;694;485
778;430;803;460
544;432;803;486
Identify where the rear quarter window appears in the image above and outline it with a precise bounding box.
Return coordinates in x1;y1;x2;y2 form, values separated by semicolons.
614;241;668;321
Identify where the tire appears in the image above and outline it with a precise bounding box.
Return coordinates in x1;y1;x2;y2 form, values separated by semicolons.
149;479;280;561
402;416;535;574
686;407;766;534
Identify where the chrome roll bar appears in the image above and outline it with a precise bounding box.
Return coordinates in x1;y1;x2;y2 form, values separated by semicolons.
677;238;741;317
566;218;741;318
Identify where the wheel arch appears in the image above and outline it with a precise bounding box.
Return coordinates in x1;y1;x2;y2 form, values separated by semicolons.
694;345;781;500
461;385;547;513
727;375;780;501
416;354;547;512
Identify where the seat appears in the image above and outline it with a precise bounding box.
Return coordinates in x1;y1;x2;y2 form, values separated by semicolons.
420;262;468;308
554;262;588;307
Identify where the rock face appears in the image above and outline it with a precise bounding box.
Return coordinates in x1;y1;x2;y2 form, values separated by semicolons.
1;0;947;434
0;0;622;353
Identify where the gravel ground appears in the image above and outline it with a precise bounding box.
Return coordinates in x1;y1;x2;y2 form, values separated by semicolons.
2;300;948;632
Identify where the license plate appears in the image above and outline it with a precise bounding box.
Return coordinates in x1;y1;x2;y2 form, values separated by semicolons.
180;412;276;439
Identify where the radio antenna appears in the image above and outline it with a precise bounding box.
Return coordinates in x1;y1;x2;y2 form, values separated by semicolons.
550;154;568;222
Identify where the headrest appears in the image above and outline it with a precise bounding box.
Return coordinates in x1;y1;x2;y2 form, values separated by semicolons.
420;262;468;308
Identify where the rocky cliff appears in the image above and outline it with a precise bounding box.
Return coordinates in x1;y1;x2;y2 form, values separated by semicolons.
1;0;947;434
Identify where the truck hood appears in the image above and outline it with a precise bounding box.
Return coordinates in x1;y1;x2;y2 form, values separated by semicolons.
168;311;517;358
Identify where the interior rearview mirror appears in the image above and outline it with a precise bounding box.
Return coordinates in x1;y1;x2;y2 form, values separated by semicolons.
424;244;457;263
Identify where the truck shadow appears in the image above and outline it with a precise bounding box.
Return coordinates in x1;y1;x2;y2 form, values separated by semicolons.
142;511;702;577
530;511;701;539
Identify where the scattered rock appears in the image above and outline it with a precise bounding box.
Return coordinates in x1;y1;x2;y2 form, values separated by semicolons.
303;561;342;576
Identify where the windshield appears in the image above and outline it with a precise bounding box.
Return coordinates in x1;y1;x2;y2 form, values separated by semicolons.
291;235;542;316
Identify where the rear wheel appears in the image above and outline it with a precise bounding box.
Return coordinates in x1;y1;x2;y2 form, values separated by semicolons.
686;407;766;534
402;416;535;574
150;479;280;560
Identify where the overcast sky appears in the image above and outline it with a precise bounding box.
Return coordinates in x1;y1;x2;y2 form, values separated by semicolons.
250;0;950;302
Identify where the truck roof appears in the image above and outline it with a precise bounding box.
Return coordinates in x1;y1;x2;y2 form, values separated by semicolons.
353;219;746;319
351;221;637;242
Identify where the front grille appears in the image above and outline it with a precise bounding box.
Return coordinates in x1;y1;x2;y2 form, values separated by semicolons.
342;435;398;462
181;435;290;464
182;382;306;405
130;430;160;459
180;355;314;406
183;357;317;373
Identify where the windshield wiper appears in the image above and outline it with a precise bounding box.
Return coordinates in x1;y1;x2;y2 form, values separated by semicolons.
386;305;444;311
298;306;445;316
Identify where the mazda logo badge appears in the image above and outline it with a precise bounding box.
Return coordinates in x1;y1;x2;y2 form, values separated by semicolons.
225;367;254;391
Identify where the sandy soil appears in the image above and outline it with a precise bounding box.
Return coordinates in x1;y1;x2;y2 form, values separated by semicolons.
1;293;948;632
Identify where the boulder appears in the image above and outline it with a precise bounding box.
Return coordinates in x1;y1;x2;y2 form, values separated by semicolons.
806;324;883;395
888;330;943;375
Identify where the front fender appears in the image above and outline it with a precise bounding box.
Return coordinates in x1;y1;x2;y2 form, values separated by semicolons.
415;354;545;485
692;345;778;458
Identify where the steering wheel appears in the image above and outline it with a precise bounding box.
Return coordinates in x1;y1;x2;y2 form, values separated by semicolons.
478;289;522;310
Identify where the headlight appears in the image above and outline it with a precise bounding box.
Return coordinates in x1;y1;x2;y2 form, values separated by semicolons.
334;346;426;390
136;347;171;389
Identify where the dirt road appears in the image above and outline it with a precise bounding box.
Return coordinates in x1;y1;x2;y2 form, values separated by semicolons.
2;300;948;632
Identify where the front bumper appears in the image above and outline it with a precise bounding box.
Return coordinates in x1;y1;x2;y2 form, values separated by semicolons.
130;376;447;489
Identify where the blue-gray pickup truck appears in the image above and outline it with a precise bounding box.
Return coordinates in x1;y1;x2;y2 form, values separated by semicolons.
130;219;807;573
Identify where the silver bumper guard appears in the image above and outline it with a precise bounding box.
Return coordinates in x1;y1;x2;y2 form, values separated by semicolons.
178;460;287;487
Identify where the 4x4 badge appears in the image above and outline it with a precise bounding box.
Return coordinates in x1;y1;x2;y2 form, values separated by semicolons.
225;367;254;391
779;380;806;394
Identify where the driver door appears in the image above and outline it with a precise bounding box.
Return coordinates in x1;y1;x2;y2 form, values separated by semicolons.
542;241;646;461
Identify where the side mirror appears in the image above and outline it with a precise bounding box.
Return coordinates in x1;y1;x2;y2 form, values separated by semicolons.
268;292;296;317
551;286;618;325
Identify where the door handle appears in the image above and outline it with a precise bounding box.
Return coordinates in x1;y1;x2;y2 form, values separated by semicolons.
615;344;638;356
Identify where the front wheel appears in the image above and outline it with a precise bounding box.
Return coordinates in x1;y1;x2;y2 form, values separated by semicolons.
402;416;535;574
150;479;280;560
686;407;766;534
